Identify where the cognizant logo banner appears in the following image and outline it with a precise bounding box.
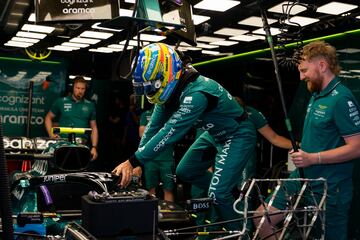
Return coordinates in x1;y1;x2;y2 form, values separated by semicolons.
0;95;45;106
0;91;48;135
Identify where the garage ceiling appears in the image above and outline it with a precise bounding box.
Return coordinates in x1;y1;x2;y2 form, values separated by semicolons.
0;0;360;72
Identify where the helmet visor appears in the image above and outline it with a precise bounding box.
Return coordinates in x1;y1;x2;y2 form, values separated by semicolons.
132;80;144;96
132;79;161;97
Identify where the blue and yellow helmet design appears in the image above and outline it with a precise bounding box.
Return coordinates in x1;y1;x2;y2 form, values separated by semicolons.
132;43;183;105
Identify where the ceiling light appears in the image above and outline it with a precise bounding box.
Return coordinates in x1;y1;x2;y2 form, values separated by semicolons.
196;43;219;49
103;47;123;52
210;40;238;46
89;48;113;53
28;13;35;22
214;28;248;36
268;1;307;15
62;42;89;48
108;44;124;49
357;16;360;20
194;0;240;12
197;36;225;43
252;27;282;36
176;46;188;52
10;12;22;17
69;75;92;80
120;8;133;17
193;14;211;25
230;35;265;42
340;60;360;64
11;37;40;43
186;47;202;51
255;57;273;61
80;31;113;39
349;70;360;73
6;22;19;27
16;31;47;39
180;42;191;47
337;48;360;54
92;22;123;32
15;1;29;6
70;37;101;44
162;9;182;25
125;0;135;3
238;16;277;27
48;46;80;52
119;40;149;46
317;2;357;15
21;24;55;33
339;74;356;78
98;47;117;52
106;46;124;51
285;16;319;27
5;41;33;48
115;44;135;50
133;34;166;42
202;50;220;55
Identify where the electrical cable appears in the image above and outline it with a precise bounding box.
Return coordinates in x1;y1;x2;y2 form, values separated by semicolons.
258;2;302;178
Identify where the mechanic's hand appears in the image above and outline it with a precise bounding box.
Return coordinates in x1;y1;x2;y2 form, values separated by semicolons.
290;149;316;168
49;133;60;139
112;160;133;188
90;147;98;160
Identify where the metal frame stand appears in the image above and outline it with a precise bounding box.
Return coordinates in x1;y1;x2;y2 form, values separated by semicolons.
218;178;327;240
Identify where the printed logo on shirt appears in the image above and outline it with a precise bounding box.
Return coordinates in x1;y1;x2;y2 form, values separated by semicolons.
318;104;327;110
64;103;72;112
348;101;355;108
82;106;89;112
183;96;193;104
331;89;338;96
348;103;360;125
314;104;326;118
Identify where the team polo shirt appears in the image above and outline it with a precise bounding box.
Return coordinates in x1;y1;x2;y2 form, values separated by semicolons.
135;75;246;163
50;96;96;128
140;109;173;160
301;77;360;197
247;106;268;130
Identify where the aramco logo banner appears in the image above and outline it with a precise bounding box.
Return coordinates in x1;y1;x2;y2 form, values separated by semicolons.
35;0;119;22
0;57;67;137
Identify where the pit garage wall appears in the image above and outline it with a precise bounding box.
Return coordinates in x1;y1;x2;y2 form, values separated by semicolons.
0;56;67;137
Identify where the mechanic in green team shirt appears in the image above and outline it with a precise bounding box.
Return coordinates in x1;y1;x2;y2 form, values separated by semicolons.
45;76;99;160
112;43;257;230
139;106;175;202
254;41;360;240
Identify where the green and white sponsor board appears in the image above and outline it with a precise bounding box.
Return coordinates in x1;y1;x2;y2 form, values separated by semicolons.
0;56;67;137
